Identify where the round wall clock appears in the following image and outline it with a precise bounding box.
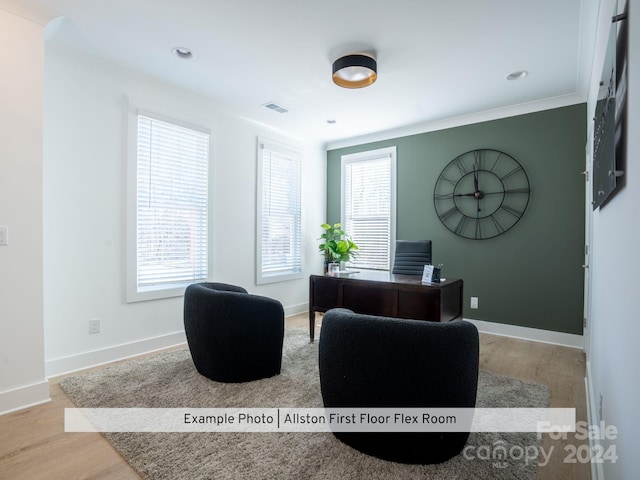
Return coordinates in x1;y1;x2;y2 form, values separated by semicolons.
433;149;530;240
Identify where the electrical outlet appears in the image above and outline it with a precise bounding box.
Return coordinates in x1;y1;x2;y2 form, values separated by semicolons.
470;297;479;309
89;318;101;334
0;226;8;246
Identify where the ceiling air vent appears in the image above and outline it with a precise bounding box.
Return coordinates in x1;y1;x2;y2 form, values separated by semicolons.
262;102;289;114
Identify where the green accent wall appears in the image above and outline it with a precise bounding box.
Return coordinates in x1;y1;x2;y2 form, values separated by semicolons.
327;104;586;335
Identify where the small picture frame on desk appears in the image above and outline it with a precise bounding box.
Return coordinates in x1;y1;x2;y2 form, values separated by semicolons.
421;264;441;284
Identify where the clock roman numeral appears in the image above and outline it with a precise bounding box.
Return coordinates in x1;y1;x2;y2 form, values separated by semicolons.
504;187;530;194
439;206;459;221
501;205;523;218
434;193;454;200
489;152;504;172
454;216;468;235
453;158;468;176
490;214;505;234
501;166;523;180
439;176;458;186
473;150;484;171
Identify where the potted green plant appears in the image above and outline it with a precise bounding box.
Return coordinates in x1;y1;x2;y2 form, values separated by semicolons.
318;223;359;273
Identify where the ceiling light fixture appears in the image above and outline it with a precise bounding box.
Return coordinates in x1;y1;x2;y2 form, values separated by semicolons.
506;70;528;81
332;54;377;89
172;47;194;60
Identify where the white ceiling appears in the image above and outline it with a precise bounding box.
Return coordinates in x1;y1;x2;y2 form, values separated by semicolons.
36;0;598;145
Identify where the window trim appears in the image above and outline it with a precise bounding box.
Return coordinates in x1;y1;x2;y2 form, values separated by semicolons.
256;137;304;285
126;104;211;302
340;146;397;271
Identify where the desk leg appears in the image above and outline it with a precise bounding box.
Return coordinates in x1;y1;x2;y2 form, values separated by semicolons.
309;310;315;342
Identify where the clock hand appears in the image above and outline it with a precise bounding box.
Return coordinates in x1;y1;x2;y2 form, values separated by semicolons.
482;191;507;195
453;192;476;197
473;167;481;217
481;188;529;196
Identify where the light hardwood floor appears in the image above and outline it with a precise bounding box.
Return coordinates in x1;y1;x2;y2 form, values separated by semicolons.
0;313;589;480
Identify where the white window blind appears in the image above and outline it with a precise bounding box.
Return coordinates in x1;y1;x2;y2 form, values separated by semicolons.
342;147;396;270
136;114;209;292
257;139;302;284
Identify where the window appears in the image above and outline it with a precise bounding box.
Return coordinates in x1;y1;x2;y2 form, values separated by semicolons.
127;112;209;302
256;138;303;284
341;146;396;270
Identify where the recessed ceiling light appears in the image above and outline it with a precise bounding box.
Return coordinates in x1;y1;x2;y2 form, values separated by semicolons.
172;47;194;60
506;70;528;81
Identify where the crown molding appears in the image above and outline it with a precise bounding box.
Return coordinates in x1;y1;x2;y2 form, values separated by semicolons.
326;93;586;151
0;0;60;26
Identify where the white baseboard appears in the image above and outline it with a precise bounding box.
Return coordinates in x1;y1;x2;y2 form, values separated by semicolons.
585;361;605;480
45;302;308;379
0;380;50;416
465;318;584;349
285;302;308;318
45;331;187;379
11;302;306;414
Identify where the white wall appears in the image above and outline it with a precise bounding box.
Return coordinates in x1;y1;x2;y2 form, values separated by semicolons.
587;1;639;479
43;47;325;377
0;6;53;413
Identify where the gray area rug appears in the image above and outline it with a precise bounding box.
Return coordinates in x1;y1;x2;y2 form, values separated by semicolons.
61;329;549;479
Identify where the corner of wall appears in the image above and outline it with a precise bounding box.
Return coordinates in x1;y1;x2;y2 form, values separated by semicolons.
0;381;50;416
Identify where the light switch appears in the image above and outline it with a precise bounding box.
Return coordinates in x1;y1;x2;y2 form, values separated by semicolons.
0;226;7;246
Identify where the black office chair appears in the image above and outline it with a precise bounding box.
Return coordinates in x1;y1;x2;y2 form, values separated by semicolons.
392;240;432;275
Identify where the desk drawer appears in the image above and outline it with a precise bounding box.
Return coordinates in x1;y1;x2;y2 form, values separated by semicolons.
342;284;395;317
312;278;340;310
397;290;439;321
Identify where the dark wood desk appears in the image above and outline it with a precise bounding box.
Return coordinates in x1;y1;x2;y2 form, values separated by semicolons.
308;271;463;341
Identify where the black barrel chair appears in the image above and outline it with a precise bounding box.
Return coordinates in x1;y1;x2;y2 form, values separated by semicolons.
319;308;479;464
184;282;284;383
